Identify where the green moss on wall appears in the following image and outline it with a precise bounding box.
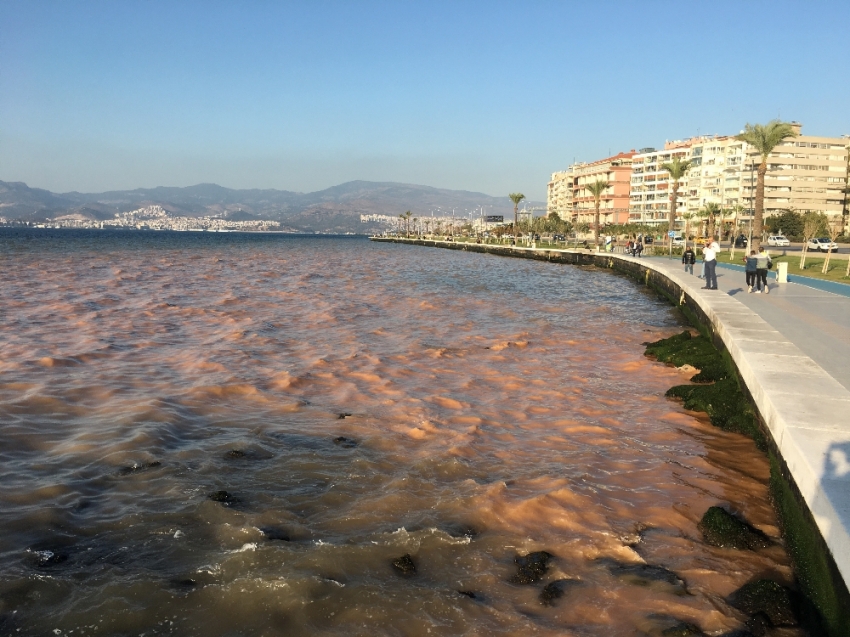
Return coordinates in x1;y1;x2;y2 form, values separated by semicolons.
770;452;850;637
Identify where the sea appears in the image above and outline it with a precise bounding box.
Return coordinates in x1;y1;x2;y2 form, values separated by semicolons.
0;229;798;636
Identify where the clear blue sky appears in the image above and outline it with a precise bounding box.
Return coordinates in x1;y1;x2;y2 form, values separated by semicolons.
1;0;848;200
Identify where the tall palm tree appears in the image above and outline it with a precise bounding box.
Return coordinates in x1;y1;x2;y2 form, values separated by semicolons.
402;210;412;237
508;193;525;242
585;180;609;246
700;202;722;241
735;120;798;251
660;156;692;255
681;212;696;248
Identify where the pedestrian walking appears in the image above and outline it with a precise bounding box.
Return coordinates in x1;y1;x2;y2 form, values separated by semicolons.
635;240;643;258
682;246;696;275
744;250;757;292
702;241;718;290
754;247;772;294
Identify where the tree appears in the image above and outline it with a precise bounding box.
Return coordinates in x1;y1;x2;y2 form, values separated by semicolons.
735;120;799;251
508;193;525;243
765;209;803;238
660;156;692;255
700;202;722;241
799;212;827;269
822;217;842;274
585;180;609;246
401;210;412;237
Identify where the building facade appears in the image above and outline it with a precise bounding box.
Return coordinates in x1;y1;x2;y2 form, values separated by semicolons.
550;123;850;234
628;141;693;226
547;152;635;225
741;123;849;227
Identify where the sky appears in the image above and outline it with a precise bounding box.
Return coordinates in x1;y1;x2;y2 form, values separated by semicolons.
1;0;848;200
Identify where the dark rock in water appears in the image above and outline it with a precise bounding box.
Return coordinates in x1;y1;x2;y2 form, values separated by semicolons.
661;622;706;636
728;579;798;627
260;527;291;541
26;548;69;568
458;590;477;599
208;490;239;506
698;506;772;550
337;413;353;419
225;449;246;459
443;523;478;539
608;563;689;596
540;579;581;606
510;551;552;584
745;613;771;637
333;436;357;448
171;578;198;589
117;460;162;476
392;553;416;576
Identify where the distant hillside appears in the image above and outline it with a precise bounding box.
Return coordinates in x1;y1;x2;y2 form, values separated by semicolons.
0;180;542;232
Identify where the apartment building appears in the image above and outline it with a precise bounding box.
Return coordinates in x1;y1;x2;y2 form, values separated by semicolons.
628;141;693;225
741;123;848;226
547;152;635;224
686;136;748;216
546;169;574;219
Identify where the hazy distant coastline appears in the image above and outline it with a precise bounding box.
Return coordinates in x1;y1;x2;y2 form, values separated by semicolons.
0;180;543;235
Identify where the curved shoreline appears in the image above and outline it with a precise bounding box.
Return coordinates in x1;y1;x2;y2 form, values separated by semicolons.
373;237;850;633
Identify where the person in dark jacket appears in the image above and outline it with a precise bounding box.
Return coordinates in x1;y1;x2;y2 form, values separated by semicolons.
635;240;643;258
744;250;758;292
682;246;696;275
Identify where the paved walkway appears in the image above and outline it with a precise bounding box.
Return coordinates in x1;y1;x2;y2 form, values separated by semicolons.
646;255;850;392
630;253;850;586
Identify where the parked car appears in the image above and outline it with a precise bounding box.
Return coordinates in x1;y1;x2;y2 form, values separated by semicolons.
671;237;685;247
767;235;790;247
641;236;653;245
806;237;839;252
733;234;748;248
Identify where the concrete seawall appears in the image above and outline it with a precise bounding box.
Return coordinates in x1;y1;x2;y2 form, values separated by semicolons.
372;237;850;604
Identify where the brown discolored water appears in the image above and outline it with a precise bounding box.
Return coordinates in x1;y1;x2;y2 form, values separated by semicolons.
0;230;799;636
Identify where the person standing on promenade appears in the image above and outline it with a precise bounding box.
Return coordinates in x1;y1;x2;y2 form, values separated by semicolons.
744;250;758;292
635;240;643;258
682;246;696;275
754;246;771;294
702;241;718;289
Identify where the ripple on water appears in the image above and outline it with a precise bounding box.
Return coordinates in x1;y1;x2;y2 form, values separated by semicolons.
0;231;800;636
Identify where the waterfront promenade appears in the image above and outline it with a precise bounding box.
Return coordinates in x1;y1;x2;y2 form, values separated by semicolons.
375;238;850;594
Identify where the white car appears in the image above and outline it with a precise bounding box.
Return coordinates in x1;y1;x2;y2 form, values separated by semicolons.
672;237;685;247
806;237;839;252
767;235;790;247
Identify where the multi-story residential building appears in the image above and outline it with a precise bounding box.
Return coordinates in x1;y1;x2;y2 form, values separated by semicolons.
546;169;574;219
547;152;635;224
628;141;693;226
572;152;635;226
550;123;850;234
686;136;748;217
741;123;849;227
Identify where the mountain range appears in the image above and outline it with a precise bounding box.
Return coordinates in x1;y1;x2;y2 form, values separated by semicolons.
0;180;543;233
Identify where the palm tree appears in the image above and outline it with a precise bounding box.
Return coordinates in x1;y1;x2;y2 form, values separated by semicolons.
508;193;525;243
701;202;722;241
681;212;696;249
660;156;692;255
585;180;609;246
402;210;412;237
735;120;799;251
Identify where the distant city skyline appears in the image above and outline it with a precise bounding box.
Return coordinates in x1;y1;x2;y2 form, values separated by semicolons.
2;0;848;199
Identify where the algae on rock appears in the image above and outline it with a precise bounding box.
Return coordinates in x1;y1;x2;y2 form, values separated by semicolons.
698;506;772;550
644;332;765;449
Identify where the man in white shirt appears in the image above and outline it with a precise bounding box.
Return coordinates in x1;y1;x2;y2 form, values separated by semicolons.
702;242;718;289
